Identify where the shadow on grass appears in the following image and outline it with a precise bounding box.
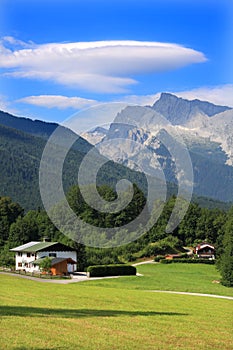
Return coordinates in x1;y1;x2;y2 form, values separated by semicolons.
13;348;62;350
0;305;188;318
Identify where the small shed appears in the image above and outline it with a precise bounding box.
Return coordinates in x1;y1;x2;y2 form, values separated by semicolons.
33;257;77;275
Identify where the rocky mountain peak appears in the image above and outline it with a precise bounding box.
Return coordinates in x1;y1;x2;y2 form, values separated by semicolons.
152;93;231;125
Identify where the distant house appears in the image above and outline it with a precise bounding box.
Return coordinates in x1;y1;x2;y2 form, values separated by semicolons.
10;241;77;275
194;242;215;260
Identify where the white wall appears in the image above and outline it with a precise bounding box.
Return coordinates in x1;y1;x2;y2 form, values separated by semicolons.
37;251;77;272
15;250;77;273
15;252;38;272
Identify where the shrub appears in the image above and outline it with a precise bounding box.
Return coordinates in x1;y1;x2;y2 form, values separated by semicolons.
160;259;172;264
154;255;164;262
159;258;215;265
38;257;52;272
87;264;137;277
121;253;137;262
142;243;177;257
173;258;215;264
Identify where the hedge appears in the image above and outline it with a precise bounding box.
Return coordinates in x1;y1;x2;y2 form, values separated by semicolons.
160;258;215;265
87;264;137;277
154;255;165;262
160;259;172;264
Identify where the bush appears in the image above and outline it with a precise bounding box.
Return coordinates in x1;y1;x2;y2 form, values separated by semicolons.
38;257;52;272
154;255;164;262
159;258;215;265
87;264;137;277
160;259;172;264
121;253;137;263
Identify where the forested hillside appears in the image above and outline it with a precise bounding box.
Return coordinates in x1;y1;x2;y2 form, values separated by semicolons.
0;188;232;286
0;117;148;210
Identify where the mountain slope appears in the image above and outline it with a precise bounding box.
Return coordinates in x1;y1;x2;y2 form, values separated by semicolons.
0;123;48;210
86;94;233;202
0;110;92;154
0;120;149;211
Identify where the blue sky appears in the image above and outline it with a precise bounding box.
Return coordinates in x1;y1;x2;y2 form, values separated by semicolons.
0;0;232;128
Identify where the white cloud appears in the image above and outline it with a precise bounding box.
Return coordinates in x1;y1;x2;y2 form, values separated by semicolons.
174;85;233;107
17;95;97;110
0;95;18;114
1;36;35;49
0;38;206;93
116;93;161;106
63;103;130;134
16;84;233;116
119;84;233;108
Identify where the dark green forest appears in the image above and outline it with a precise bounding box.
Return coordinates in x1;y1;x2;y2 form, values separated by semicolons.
0;120;149;211
0;185;232;286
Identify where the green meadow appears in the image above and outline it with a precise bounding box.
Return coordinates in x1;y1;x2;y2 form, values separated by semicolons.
0;264;232;350
87;263;233;296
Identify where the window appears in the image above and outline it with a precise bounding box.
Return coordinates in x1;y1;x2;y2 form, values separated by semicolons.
24;263;28;268
49;253;57;257
27;253;31;258
18;252;22;257
18;262;22;267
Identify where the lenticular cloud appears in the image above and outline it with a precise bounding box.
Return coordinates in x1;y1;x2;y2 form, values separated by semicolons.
0;38;207;93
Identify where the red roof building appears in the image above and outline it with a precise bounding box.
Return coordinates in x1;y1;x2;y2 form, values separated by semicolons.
194;242;215;259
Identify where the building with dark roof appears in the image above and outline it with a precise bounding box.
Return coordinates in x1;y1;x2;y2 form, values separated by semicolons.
10;241;77;275
194;242;215;260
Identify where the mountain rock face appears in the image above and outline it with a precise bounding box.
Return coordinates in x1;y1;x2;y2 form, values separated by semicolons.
152;92;231;125
81;126;108;145
85;93;233;202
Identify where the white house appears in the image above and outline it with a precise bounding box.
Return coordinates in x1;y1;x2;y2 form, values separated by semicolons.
194;242;215;260
10;241;77;275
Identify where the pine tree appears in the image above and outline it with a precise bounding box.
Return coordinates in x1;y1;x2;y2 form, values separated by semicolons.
218;207;233;287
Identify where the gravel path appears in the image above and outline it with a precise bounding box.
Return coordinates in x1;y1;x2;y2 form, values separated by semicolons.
147;290;233;300
132;260;155;266
0;271;119;284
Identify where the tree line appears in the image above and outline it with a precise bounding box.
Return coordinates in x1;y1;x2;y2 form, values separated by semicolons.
0;184;232;286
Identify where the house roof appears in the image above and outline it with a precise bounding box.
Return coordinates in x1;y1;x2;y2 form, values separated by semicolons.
10;241;76;253
196;243;215;251
10;241;57;252
10;241;39;252
32;257;77;266
32;257;66;266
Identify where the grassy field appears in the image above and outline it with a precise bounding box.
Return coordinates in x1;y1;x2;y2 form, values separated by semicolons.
87;263;233;296
0;264;232;350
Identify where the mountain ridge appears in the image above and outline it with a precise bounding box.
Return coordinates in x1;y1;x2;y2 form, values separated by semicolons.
84;93;233;202
152;92;231;125
1;92;233;208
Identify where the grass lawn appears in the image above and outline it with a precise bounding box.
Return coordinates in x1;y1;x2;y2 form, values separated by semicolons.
87;263;233;297
0;264;232;350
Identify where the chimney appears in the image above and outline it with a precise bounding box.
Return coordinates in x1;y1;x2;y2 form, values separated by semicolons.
42;236;49;242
